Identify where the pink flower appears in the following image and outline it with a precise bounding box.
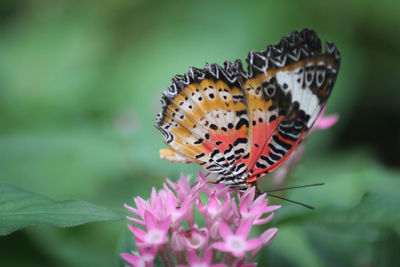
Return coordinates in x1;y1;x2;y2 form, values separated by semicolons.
239;187;280;225
197;192;230;223
312;110;339;131
213;219;263;257
198;171;231;199
249;228;278;260
172;225;209;251
121;245;156;267
121;171;280;266
127;211;170;247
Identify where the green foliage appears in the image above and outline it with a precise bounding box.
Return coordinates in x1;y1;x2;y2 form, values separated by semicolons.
258;152;400;266
0;183;121;236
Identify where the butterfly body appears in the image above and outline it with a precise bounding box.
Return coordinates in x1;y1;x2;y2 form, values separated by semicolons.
156;29;340;190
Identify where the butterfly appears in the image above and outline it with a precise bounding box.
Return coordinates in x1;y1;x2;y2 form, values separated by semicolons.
156;28;340;191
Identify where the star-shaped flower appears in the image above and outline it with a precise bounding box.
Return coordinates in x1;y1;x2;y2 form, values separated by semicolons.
213;219;263;257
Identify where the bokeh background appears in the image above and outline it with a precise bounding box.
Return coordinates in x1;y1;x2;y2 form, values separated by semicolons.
1;0;399;266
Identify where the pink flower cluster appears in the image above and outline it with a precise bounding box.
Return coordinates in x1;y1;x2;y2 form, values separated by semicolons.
121;171;280;266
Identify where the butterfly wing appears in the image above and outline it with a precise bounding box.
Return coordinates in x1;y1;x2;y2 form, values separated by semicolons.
156;61;252;183
244;29;341;182
156;28;340;187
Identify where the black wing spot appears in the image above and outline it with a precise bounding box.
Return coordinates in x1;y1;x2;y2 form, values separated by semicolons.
269;115;277;123
234;138;248;146
235;118;249;130
194;138;204;144
210;124;218;130
256;162;267;169
234;148;245;155
195;153;205;159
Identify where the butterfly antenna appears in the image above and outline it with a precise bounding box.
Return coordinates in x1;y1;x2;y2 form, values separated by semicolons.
256;183;325;210
264;182;325;193
267;193;315;210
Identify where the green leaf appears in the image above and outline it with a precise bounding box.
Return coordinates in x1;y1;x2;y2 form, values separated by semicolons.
263;225;324;267
0;183;121;235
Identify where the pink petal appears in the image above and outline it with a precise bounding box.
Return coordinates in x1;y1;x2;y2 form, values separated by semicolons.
252;194;267;208
207;194;220;217
245;237;263;251
239;196;249;215
236;218;253;239
210;220;221;239
178;173;191;191
219;221;233;239
231;250;245;257
150;188;157;204
127;216;145;226
244;187;256;202
137;246;156;262
261;228;278;246
212;241;229;252
254;213;275;225
160;215;171;232
184;227;209;250
166;178;177;190
315;114;339;130
127;224;146;241
144;210;157;230
187;249;200;264
202;247;213;264
171;230;185;251
263;205;281;213
124;203;139;216
120;253;142;266
198;170;207;181
165;186;178;208
196;199;207;218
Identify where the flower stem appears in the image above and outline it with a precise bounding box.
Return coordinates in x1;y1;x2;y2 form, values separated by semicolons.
159;247;170;267
224;252;235;265
175;251;186;265
164;243;175;265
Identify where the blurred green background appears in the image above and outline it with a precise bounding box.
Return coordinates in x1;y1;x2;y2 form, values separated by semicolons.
0;0;399;266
